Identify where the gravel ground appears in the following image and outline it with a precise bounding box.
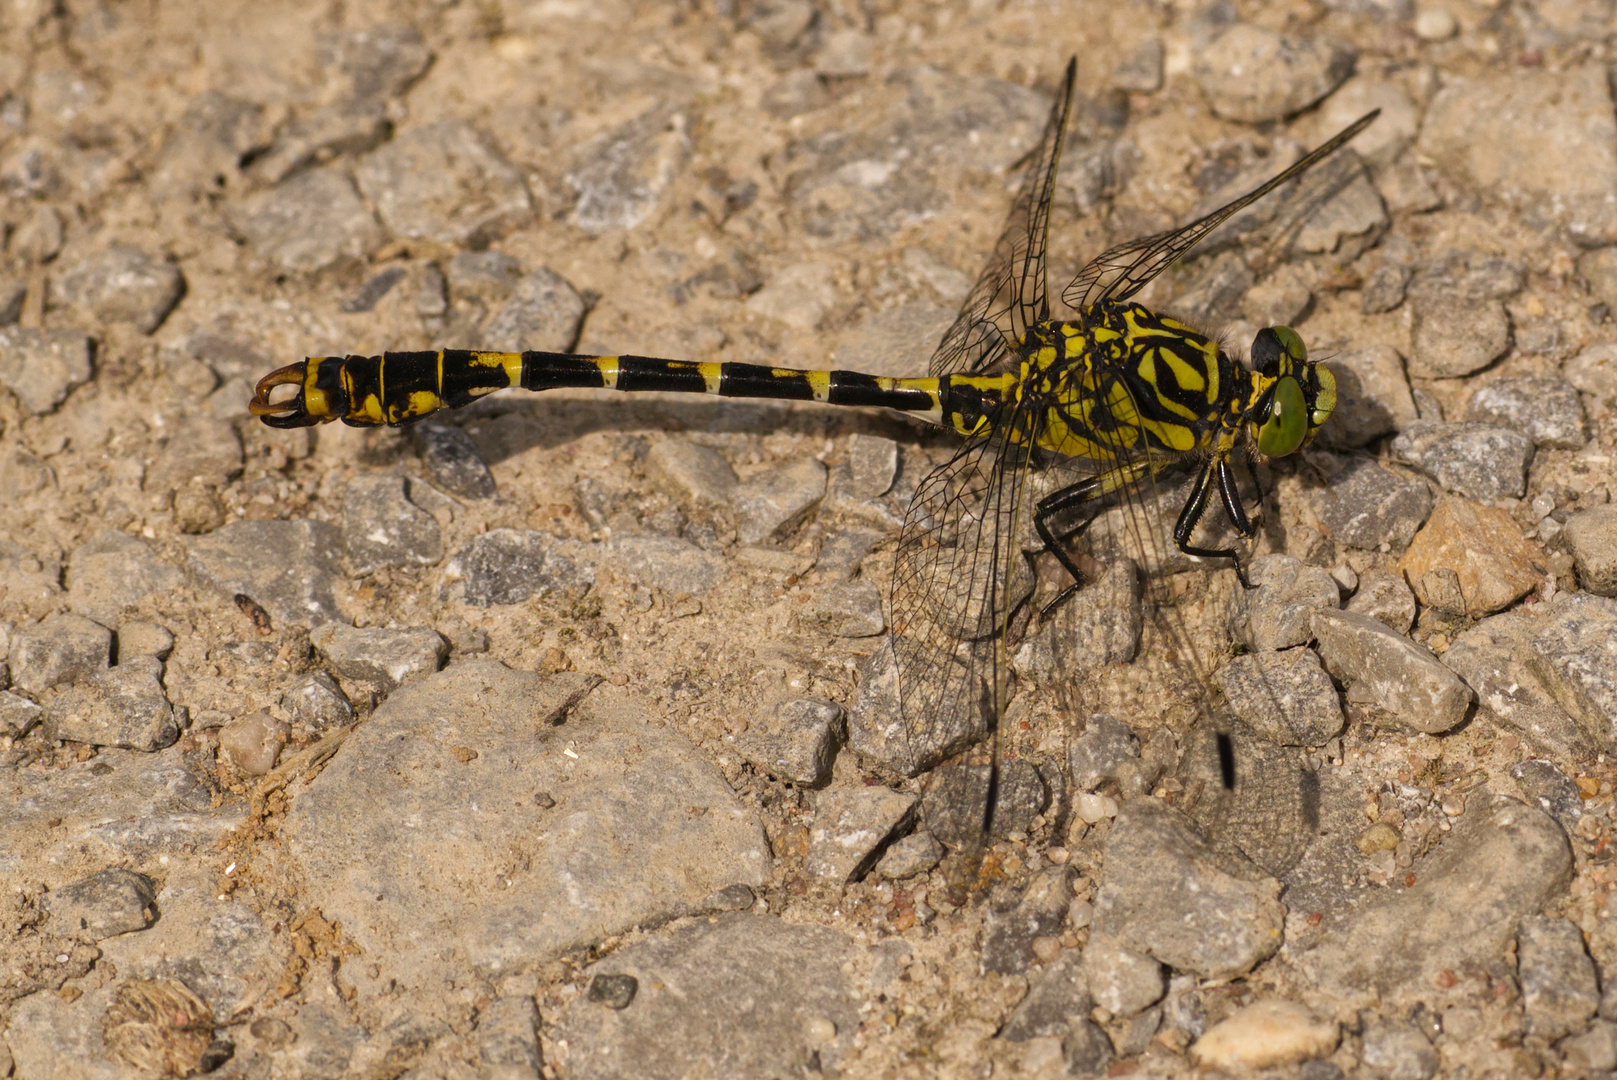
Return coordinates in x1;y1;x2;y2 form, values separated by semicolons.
5;0;1617;1077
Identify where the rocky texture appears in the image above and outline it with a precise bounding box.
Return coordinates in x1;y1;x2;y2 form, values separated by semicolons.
1397;496;1545;617
1312;609;1472;733
1092;799;1286;980
283;661;769;987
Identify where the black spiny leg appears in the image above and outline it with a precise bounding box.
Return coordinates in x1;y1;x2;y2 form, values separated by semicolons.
1174;456;1256;587
1032;459;1152;619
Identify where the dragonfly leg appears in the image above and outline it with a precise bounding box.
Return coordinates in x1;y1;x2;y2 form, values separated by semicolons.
1033;458;1152;619
1174;457;1254;587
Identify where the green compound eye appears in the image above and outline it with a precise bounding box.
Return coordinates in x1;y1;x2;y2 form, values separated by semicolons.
1257;376;1308;458
1272;325;1307;365
1310;365;1336;429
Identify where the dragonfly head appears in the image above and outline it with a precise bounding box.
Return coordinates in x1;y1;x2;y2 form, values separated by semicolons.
1248;325;1335;459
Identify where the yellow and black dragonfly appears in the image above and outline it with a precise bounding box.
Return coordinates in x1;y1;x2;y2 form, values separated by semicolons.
252;57;1375;889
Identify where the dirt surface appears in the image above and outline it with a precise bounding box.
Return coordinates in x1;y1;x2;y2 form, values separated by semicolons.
6;0;1617;1077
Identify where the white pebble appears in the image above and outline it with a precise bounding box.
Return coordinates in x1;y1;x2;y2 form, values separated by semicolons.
1414;7;1457;39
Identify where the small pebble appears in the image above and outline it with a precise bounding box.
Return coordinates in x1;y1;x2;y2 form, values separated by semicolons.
1414;7;1457;40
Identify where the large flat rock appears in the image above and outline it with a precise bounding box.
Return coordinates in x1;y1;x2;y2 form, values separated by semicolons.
283;660;771;990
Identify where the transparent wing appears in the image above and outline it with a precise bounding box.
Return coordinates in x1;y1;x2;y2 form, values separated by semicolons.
1062;110;1379;313
888;431;1034;775
928;57;1077;377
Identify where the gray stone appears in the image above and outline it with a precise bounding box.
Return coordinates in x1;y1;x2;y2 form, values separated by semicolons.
1191;24;1354;123
10;612;112;696
1360;263;1410;314
606;533;723;596
1345;570;1416;633
1391;421;1532;503
1212;649;1344;747
46;868;156;940
1312;609;1471;733
1566;504;1617;597
65;532;185;627
1511;758;1584;831
566;103;690;235
1529;594;1617;748
745;260;836;329
219;710;286;775
784;65;1046;244
0;689;42;736
447;250;522;302
410;420;497;499
1064;1018;1116;1074
449;528;597;606
226;167;383;271
482;267;585;351
248;100;389;185
983;866;1074;975
1407;292;1510;380
149;91;269;196
318;25;433;102
1015;557;1141;683
1310;456;1432;551
1563;1020;1617;1072
1466;376;1587;450
478;995;541;1079
1360;1018;1438;1080
0;275;25;325
1113;38;1164;93
553;914;859;1079
1093;798;1286;979
1318;346;1418;448
805;784;918;885
55;246;183;333
0;747;246;872
341;473;444;575
1177;725;1318;878
833;303;955;377
922;758;1049;848
358;119;530;244
44;656;178;751
1520;915;1599;1040
846;435;899;498
1239;555;1340;651
282;671;355;738
97;873;287;1019
874;830;941;879
646;440;738;505
801;580;884;638
1292;791;1572;1008
188;519;346;627
847;635;987;777
307;623;447;692
811;528;881;582
1444;612;1599;759
12;204;64;264
1067;713;1146;792
0;326;92;415
144;416;244;496
1001;949;1090;1041
732;458;827;545
285;662;768;985
1566;342;1617;403
1083;933;1166;1016
118;621;174;661
1416;66;1617;246
732;696;844;786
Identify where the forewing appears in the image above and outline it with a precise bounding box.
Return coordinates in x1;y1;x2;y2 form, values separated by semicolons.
1062;110;1379;313
929;57;1077;377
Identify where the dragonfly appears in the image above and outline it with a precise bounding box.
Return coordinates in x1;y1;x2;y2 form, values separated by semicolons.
251;57;1376;894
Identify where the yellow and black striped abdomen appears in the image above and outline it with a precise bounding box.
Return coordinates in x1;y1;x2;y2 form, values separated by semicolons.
250;348;969;429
